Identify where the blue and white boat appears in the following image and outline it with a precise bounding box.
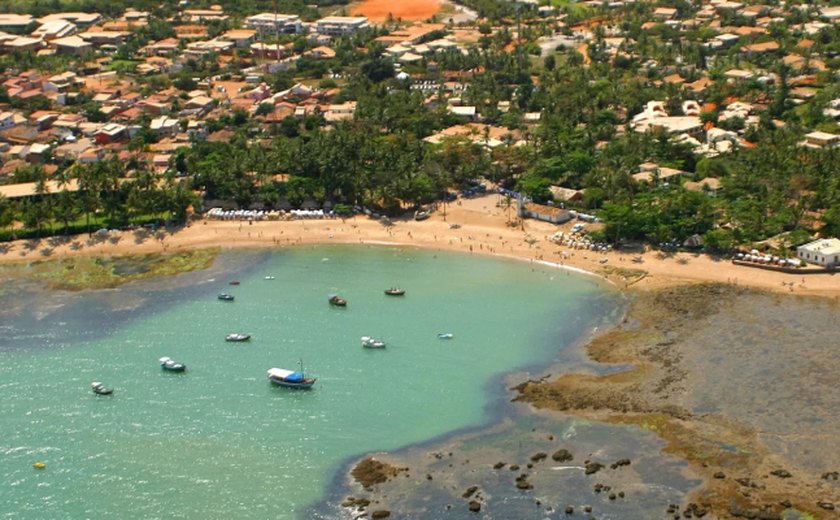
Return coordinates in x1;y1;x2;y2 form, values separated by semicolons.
267;361;315;389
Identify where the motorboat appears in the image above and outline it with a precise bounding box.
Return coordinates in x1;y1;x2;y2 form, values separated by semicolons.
225;333;251;342
218;293;235;301
414;209;431;221
384;288;405;296
229;281;240;285
265;276;275;280
438;333;454;339
361;336;386;349
91;382;113;395
329;295;347;307
160;357;186;372
267;361;315;389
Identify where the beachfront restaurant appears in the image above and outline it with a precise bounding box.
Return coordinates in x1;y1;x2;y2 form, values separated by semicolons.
796;238;840;267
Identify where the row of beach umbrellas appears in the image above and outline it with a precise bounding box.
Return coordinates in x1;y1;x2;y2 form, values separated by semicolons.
735;252;800;267
205;208;338;221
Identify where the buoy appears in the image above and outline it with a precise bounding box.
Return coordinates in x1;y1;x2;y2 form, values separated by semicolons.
33;462;45;469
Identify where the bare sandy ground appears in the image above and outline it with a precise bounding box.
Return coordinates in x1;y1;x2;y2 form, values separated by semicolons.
351;0;441;22
1;195;837;297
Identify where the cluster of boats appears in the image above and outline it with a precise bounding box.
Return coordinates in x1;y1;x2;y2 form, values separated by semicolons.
91;356;188;395
94;279;455;395
329;286;405;307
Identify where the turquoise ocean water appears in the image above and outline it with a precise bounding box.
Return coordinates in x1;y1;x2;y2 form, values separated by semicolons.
1;246;622;519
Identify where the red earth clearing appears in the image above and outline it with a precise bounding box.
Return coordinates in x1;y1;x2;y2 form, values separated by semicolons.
352;0;442;22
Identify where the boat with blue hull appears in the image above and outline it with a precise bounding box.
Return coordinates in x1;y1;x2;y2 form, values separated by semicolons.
268;361;315;389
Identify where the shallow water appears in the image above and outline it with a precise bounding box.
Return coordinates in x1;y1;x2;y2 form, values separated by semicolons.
313;409;701;519
678;292;840;473
1;245;630;519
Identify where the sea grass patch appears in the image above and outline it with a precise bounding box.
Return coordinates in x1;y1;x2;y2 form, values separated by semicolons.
4;248;219;291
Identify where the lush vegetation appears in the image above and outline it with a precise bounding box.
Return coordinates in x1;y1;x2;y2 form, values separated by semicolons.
1;0;839;255
0;160;198;240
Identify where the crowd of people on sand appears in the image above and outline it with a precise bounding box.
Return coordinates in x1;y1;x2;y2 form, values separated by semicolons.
205;208;338;221
549;231;612;253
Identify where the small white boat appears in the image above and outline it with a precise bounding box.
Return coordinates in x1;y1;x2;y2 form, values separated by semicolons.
438;333;454;339
91;382;113;395
361;336;386;349
159;357;186;372
265;276;275;280
225;333;251;342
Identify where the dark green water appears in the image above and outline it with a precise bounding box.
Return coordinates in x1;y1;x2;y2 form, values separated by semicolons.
1;246;629;518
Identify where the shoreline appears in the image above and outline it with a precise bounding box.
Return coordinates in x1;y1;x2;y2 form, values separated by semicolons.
1;195;837;298
516;283;840;518
4;197;839;516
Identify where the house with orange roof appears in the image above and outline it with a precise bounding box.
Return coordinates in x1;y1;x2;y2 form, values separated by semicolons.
653;7;678;19
81;30;128;47
185;96;215;113
78;146;105;164
663;73;684;85
249;42;289;59
183;7;228;23
684;77;713;95
740;41;779;55
733;26;768;37
28;110;59;130
174;25;208;39
142;38;179;56
113;106;142;122
305;46;336;59
684;177;722;196
220;29;256;48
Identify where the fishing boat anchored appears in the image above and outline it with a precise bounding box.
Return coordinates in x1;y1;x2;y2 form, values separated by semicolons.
438;333;454;339
218;293;235;301
91;382;113;395
159;357;187;372
329;295;347;307
361;336;386;349
267;360;316;389
384;288;405;296
225;333;251;342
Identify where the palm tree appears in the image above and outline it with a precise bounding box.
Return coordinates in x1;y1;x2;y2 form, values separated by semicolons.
54;189;81;235
501;194;514;225
74;163;102;234
0;194;15;239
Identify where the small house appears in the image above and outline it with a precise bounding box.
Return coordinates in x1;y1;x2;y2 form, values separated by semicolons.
521;202;573;224
797;238;840;267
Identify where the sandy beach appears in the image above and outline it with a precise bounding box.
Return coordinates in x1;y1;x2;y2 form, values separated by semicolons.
1;194;837;298
5;195;840;517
